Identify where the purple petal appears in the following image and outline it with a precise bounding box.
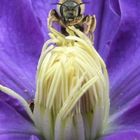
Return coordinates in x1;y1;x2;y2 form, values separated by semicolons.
109;94;140;131
31;0;54;39
84;0;120;60
110;0;121;16
0;90;31;121
0;134;40;140
107;0;140;113
100;130;140;140
0;90;41;139
29;135;40;140
0;91;39;136
0;0;44;100
110;64;140;114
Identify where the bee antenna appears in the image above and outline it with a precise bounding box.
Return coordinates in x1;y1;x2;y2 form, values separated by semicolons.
74;2;89;8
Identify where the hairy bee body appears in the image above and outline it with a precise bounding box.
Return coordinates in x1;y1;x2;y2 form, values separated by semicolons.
48;0;96;41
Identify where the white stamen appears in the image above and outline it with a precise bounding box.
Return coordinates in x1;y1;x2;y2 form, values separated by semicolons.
33;26;110;139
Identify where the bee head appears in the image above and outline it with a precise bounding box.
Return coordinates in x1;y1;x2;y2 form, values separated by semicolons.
55;0;88;22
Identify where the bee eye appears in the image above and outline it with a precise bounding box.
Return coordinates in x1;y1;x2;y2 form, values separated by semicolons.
73;7;80;16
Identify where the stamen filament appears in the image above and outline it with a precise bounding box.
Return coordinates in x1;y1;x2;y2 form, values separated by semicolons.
0;85;33;120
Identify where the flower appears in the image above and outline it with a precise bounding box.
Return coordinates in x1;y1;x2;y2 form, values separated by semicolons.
0;25;110;139
0;0;140;140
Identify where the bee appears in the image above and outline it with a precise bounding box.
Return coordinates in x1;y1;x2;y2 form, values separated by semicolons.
48;0;96;41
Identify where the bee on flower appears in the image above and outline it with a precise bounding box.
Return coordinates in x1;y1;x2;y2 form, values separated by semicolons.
48;0;96;41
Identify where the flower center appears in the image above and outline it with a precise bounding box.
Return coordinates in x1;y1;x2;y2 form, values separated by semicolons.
33;26;110;140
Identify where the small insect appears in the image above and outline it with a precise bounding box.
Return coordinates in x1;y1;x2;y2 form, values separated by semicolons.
28;100;34;112
48;0;96;41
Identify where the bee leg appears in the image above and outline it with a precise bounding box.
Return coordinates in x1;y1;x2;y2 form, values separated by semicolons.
48;9;60;27
83;15;96;42
48;9;66;29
